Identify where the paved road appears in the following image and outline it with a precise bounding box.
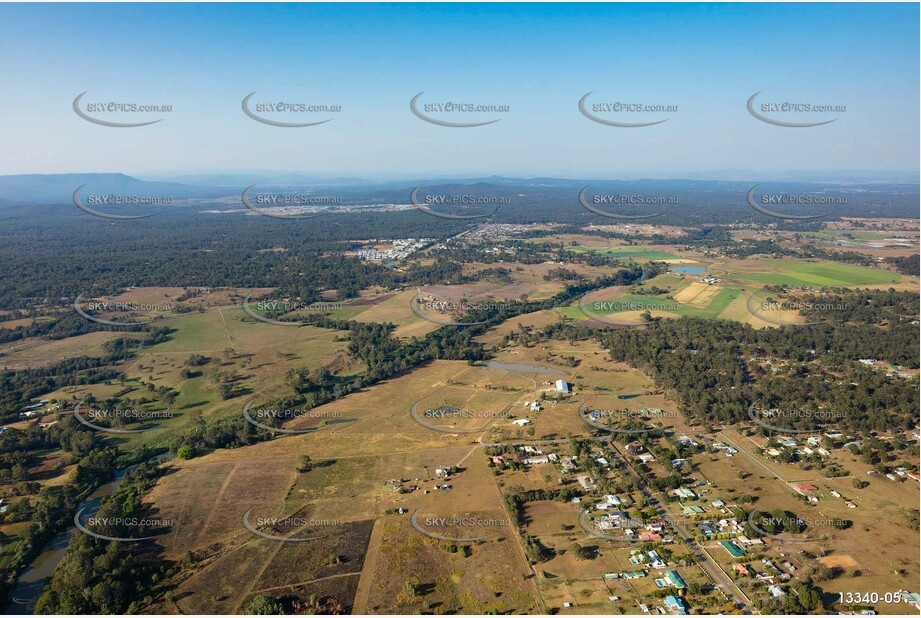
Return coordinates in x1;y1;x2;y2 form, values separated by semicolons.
603;439;755;614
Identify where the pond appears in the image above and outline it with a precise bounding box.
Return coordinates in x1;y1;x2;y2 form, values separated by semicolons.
671;265;707;275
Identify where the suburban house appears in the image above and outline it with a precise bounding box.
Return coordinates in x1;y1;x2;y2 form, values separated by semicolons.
663;595;688;615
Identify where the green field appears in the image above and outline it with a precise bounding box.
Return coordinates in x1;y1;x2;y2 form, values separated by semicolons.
726;260;899;287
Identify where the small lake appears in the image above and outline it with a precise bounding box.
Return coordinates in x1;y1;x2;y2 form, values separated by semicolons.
483;361;566;375
671;265;707;275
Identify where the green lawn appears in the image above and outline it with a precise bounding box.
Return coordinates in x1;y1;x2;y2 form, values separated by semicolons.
569;246;681;261
569;286;743;321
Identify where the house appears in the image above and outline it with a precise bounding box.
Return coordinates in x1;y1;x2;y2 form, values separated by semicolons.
491;456;505;465
663;595;688;615
512;418;531;426
733;563;754;576
674;487;696;499
720;540;746;557
637;453;655;464
640;530;661;540
525;457;549;465
886;473;899;481
711;500;725;508
677;435;698;446
665;570;686;589
683;505;705;515
829;490;841;498
529;401;542;411
555;380;570;393
603;494;622;506
671;458;687;468
647;550;666;568
907;471;920;482
779;438;798;448
793;483;818;494
596;456;610;466
768;585;786;599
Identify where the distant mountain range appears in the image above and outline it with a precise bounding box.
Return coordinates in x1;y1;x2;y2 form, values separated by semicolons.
0;170;917;205
0;173;227;204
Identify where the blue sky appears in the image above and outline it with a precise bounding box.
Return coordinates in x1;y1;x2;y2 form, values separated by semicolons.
1;3;918;178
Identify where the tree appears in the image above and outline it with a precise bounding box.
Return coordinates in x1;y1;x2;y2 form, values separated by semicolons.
243;594;284;615
177;444;198;460
298;454;313;472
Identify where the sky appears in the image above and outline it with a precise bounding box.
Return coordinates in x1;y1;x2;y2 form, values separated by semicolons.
0;3;918;178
